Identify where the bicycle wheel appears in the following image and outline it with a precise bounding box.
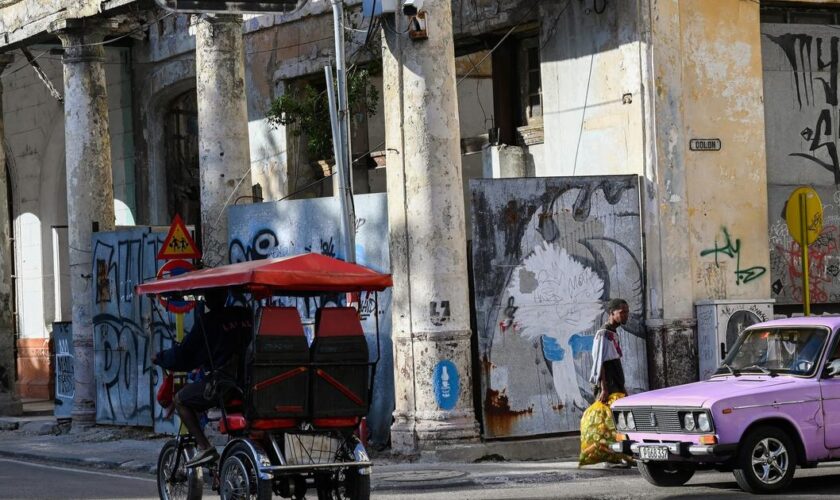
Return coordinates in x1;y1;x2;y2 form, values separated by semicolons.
219;442;272;500
315;468;370;500
157;439;204;500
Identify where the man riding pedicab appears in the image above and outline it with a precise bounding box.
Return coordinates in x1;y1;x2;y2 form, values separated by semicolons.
152;288;252;468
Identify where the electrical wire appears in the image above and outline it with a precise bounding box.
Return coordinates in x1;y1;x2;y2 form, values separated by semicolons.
456;1;542;86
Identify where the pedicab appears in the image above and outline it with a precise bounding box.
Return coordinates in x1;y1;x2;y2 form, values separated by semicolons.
136;253;393;500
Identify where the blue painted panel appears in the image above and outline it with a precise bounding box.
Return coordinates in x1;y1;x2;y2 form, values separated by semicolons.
228;193;394;447
92;227;192;433
53;322;74;419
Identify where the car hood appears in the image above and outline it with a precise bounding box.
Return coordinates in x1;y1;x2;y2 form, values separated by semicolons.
613;376;802;408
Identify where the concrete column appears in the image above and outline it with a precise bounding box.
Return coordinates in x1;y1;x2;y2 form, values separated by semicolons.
194;14;252;267
382;1;480;453
50;19;117;423
0;53;22;416
637;0;697;387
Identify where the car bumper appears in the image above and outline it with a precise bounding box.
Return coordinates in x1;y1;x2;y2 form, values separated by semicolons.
610;440;737;462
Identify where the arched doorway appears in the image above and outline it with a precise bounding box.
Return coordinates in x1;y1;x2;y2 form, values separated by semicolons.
164;90;200;225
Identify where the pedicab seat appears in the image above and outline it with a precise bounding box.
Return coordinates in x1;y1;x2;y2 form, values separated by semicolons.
250;307;310;419
311;307;369;418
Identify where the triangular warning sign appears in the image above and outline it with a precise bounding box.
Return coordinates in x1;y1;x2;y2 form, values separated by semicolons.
158;214;201;260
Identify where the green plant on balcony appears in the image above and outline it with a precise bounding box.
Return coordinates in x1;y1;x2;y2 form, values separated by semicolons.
267;66;379;163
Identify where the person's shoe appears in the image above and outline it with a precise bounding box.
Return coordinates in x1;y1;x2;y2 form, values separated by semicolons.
185;447;219;468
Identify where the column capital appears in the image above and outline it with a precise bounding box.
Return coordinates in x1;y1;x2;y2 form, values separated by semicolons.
49;19;119;63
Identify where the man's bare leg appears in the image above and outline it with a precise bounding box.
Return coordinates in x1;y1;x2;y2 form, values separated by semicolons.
175;395;211;450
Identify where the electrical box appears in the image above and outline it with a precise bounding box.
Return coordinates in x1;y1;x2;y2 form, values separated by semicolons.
696;299;775;381
363;0;397;16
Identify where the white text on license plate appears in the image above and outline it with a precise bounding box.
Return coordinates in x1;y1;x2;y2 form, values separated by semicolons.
639;446;668;461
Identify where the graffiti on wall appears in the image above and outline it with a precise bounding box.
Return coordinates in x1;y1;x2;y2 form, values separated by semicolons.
53;322;74;419
699;227;766;286
228;193;393;448
470;176;647;438
92;228;186;432
768;188;840;304
764;26;840;304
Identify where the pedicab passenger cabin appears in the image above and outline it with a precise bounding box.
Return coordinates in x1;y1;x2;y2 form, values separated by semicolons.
136;253;392;500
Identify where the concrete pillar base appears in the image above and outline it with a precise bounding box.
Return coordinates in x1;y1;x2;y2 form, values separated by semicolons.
391;414;480;454
0;393;22;416
646;318;698;389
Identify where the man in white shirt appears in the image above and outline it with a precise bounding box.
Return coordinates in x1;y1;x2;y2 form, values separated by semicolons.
590;299;629;403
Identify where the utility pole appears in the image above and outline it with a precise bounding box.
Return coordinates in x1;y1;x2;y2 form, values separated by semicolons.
327;0;356;263
381;0;480;452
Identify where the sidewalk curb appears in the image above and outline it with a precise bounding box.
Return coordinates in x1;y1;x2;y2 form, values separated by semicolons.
0;448;157;475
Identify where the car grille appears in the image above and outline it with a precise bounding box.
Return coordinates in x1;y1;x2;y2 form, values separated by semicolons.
628;407;682;433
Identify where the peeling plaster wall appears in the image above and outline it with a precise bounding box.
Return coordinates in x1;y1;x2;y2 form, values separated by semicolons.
3;46;134;340
132;15;196;225
539;1;645;178
679;1;770;305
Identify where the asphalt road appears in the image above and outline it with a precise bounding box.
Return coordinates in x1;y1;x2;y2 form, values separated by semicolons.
2;456;840;499
0;458;158;499
376;464;840;499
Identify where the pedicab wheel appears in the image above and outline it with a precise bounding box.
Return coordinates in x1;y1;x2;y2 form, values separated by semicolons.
733;426;797;493
315;468;371;500
219;442;272;500
157;439;204;500
637;461;695;487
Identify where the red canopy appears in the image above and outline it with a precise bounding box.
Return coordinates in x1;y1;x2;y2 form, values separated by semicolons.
136;253;393;295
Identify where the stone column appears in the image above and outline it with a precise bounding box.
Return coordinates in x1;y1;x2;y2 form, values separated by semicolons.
194;14;252;267
50;19;117;423
0;53;22;416
382;1;480;453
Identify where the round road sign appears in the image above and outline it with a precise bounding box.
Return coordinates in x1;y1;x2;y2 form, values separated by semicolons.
156;259;196;313
785;187;823;246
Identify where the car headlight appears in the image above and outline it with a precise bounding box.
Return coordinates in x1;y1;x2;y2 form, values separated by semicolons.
697;412;711;432
684;412;696;431
626;411;635;430
616;411;626;430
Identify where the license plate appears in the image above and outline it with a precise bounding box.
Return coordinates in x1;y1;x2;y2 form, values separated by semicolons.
639;445;669;461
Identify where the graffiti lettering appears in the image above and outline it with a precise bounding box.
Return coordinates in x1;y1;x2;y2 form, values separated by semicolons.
775;225;839;303
53;322;74;418
92;229;175;428
700;227;767;285
768;33;840;183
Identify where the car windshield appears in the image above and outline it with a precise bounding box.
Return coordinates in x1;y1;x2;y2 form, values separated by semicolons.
718;327;828;376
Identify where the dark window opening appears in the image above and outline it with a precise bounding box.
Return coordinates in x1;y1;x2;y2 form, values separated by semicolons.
762;3;840;24
164;90;200;225
491;34;543;147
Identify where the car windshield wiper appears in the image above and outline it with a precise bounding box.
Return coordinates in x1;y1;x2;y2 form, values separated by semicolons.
716;363;739;376
741;364;777;377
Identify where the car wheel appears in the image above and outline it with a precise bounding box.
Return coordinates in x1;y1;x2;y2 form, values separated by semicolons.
733;426;797;493
637;461;696;487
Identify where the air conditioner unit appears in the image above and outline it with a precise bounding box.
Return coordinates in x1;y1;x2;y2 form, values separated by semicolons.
696;299;775;381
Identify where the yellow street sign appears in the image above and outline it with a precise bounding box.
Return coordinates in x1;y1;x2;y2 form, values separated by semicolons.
785;187;823;246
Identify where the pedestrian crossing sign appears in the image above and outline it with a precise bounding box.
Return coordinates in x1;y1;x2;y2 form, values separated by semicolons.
157;214;201;260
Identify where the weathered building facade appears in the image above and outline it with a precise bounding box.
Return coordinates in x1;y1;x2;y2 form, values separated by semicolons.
1;0;840;452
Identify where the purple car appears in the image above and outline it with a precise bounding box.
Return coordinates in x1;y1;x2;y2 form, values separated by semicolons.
610;316;840;494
